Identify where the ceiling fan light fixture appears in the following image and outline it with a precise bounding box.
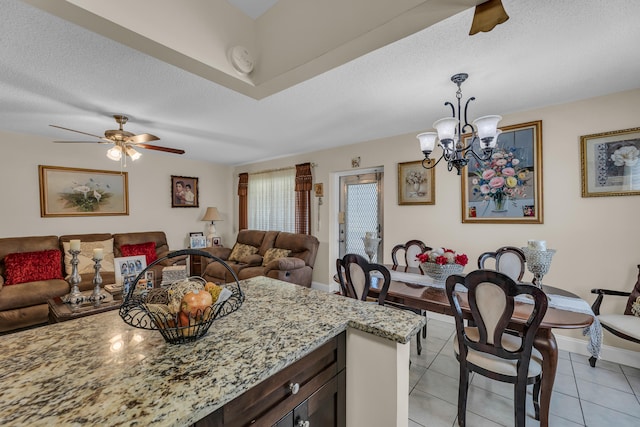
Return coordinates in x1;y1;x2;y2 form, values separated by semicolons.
126;146;142;161
106;145;122;161
469;0;509;35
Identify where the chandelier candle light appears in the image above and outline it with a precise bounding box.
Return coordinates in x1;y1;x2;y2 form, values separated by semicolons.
417;73;502;175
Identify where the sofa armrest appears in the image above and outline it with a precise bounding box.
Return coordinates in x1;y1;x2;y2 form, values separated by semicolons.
590;288;632;315
0;274;4;290
240;254;263;266
156;250;188;266
264;256;305;272
200;247;233;267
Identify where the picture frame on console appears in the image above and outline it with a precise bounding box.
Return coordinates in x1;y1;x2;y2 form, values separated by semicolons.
580;126;640;198
38;165;129;217
461;120;543;224
171;175;199;208
190;235;207;249
397;160;435;205
114;255;147;295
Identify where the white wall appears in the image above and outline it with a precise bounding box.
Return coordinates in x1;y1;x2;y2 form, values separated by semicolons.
234;88;640;349
0;130;234;250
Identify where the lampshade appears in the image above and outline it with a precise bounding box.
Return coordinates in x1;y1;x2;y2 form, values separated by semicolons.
201;207;222;222
473;115;501;138
417;132;438;153
433;117;459;142
106;145;122;161
125;146;142;161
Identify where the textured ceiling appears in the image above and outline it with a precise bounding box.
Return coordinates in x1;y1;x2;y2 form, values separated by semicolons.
1;0;640;166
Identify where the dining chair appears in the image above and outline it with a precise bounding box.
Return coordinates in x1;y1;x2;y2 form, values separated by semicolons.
391;239;431;344
336;253;390;305
477;246;526;282
446;269;548;427
588;264;640;367
391;239;432;273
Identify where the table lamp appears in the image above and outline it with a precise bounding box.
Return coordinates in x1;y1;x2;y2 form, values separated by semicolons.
201;207;222;246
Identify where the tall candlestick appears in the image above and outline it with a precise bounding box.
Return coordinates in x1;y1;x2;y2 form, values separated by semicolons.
70;239;81;251
93;248;104;260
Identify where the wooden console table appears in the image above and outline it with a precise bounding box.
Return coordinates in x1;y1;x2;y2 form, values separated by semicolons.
48;291;121;323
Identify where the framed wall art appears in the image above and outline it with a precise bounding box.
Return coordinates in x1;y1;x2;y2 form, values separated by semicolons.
38;165;129;217
190;235;207;249
171;175;199;208
580;127;640;197
397;160;435;205
461;120;543;224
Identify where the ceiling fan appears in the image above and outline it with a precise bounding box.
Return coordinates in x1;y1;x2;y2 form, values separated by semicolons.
51;114;185;163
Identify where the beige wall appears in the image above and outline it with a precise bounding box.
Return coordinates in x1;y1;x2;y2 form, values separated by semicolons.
235;88;640;347
0;130;234;250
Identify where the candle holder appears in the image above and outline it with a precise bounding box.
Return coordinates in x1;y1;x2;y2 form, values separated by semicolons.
63;249;84;304
522;247;556;288
88;257;106;302
362;235;381;263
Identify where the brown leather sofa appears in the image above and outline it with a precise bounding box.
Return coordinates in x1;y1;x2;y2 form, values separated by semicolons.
0;231;184;333
200;230;319;287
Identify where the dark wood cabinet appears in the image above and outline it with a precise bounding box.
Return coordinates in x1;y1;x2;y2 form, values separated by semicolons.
189;254;202;276
194;332;346;427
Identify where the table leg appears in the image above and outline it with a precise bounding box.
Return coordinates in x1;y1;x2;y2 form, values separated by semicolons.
534;329;557;427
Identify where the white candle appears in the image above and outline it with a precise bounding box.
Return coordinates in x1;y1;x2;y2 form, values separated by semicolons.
93;248;104;260
70;239;81;251
527;240;547;251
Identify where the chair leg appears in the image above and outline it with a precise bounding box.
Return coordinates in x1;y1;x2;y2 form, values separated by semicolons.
589;356;597;367
533;380;541;420
422;310;427;339
514;381;527;427
416;332;422;355
457;365;469;427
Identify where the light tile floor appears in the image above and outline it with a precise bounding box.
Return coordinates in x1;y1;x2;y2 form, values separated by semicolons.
408;319;640;427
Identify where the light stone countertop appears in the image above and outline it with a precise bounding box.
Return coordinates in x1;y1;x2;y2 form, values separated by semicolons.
0;276;424;426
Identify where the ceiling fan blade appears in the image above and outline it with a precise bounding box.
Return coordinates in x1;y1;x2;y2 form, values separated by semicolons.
125;133;160;143
49;124;104;139
54;140;104;144
135;143;185;155
469;0;509;35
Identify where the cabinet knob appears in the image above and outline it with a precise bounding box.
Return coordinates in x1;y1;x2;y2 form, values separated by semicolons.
296;420;310;427
289;382;300;395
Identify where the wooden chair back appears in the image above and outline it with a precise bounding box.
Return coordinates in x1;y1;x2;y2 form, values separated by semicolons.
477;246;526;282
336;253;390;305
391;240;431;272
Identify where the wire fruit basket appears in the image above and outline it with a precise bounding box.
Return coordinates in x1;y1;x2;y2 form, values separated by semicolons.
119;249;244;344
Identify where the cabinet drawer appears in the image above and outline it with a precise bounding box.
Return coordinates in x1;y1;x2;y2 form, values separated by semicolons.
196;332;345;427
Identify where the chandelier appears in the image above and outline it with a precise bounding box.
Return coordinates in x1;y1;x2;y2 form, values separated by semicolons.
417;73;502;175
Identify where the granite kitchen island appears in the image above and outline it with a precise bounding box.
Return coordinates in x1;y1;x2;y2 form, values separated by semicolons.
0;276;424;426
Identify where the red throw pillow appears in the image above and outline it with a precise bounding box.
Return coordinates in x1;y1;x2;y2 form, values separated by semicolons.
120;242;158;265
4;249;64;285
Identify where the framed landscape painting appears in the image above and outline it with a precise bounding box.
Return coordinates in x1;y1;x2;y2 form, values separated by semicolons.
460;120;543;224
39;165;128;217
398;160;435;205
580;127;640;197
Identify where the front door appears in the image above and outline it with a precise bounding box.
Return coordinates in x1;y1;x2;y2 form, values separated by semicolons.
338;170;384;262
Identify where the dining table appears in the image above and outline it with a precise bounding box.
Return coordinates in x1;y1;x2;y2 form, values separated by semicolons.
362;265;596;427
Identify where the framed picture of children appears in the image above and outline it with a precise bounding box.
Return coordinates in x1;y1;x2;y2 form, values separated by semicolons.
171;175;199;208
114;255;147;295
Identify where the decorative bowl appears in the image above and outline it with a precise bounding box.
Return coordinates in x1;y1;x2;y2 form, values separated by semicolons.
421;262;464;283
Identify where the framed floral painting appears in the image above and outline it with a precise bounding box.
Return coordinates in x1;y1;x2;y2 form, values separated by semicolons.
398;160;435;205
580;127;640;197
38;165;129;217
460;120;543;223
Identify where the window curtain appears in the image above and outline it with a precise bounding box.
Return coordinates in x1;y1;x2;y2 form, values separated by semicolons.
295;162;312;235
248;168;296;232
238;173;248;230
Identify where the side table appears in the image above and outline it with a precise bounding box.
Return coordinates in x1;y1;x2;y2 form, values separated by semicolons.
48;291;121;324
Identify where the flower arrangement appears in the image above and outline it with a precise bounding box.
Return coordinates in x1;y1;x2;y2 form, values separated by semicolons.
60;178;112;212
405;170;426;185
416;247;468;266
470;149;528;210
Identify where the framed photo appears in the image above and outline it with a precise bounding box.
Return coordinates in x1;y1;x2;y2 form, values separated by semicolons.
461;120;543;224
397;160;435;205
212;237;222;247
190;235;207;249
114;255;146;294
171;175;199;208
580;127;640;197
189;231;204;237
38;165;128;217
